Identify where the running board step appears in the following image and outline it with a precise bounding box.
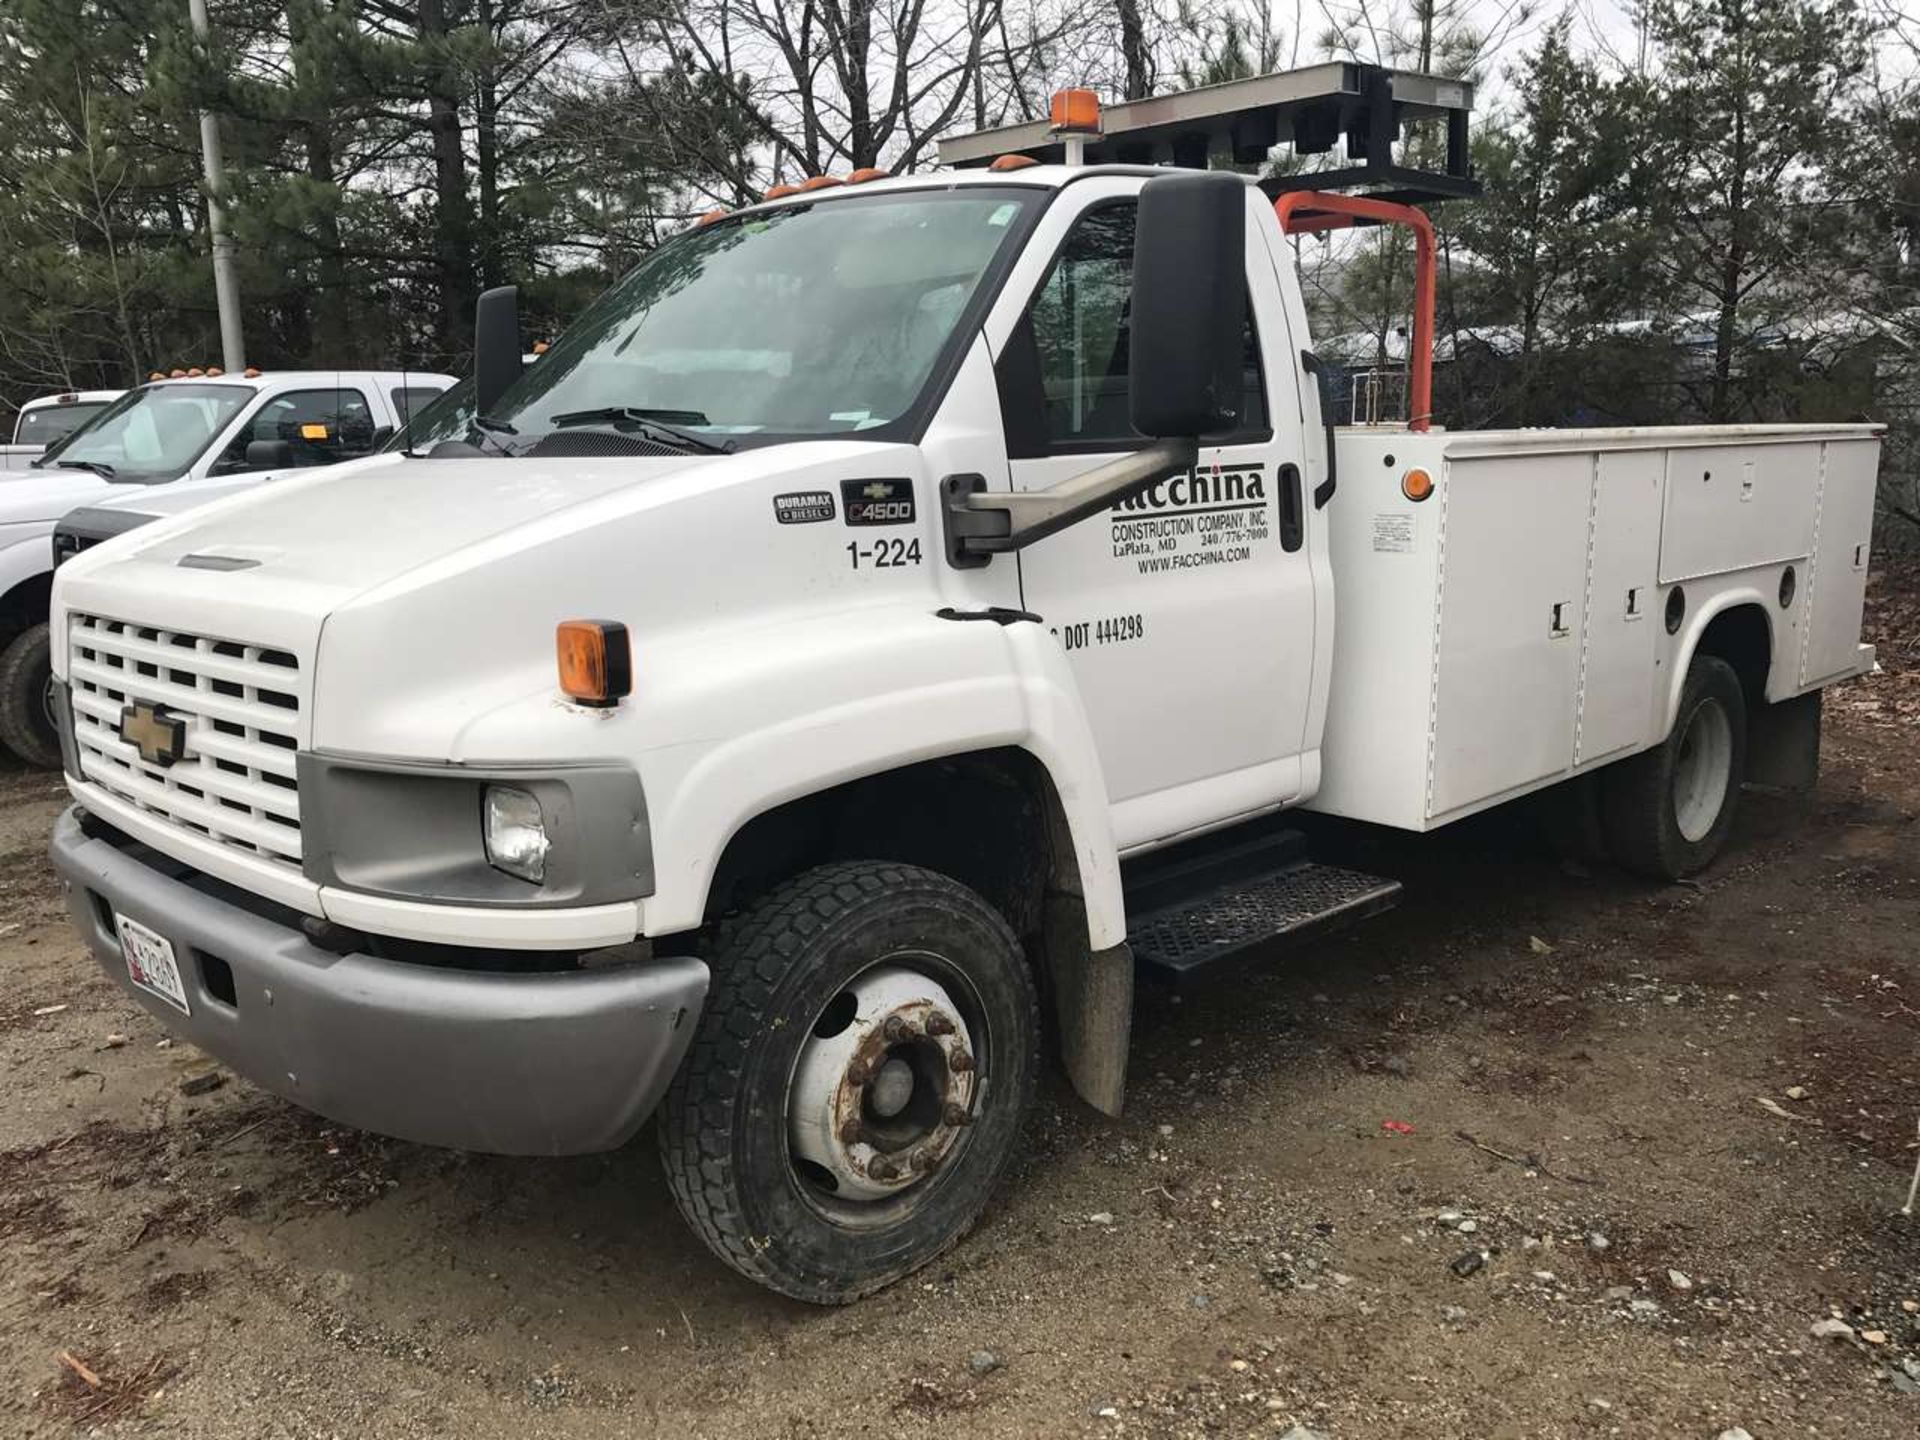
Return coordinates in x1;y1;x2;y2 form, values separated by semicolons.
1127;860;1402;985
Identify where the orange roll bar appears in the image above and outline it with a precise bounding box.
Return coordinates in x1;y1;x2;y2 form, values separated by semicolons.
1272;191;1435;433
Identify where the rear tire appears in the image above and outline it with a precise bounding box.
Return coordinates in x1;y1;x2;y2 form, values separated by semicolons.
658;861;1039;1304
1601;654;1747;880
0;624;60;770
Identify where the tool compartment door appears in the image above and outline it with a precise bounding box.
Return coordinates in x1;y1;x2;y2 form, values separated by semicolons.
1428;452;1590;819
1576;450;1664;765
1801;437;1879;687
1658;441;1819;583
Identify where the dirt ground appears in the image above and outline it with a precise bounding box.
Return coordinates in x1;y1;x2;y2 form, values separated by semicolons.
3;571;1918;1440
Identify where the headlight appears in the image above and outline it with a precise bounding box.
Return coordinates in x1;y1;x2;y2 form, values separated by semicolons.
483;785;549;883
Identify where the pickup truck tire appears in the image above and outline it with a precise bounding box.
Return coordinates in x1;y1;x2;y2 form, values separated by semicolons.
1601;654;1747;880
0;623;60;770
658;861;1039;1304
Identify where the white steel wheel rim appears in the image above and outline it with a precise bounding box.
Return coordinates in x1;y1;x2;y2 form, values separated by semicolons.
1672;699;1733;843
787;962;979;1207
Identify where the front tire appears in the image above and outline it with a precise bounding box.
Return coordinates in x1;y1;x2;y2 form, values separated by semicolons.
658;861;1040;1303
1602;654;1747;880
0;624;60;769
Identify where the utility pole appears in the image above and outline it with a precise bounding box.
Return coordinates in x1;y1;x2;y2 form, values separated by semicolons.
188;0;245;371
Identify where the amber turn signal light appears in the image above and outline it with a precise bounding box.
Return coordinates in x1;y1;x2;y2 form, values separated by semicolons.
1401;467;1435;502
557;620;632;708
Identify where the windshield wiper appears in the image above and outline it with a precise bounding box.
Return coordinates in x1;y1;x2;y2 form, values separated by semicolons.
549;407;735;455
454;413;521;457
55;459;116;478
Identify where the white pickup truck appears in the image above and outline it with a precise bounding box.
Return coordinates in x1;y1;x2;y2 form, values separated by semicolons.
46;67;1878;1304
0;369;451;768
0;389;123;471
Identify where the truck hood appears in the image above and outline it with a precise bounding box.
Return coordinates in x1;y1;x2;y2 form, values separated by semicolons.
80;472;262;520
0;466;114;521
53;439;928;757
63;450;714;605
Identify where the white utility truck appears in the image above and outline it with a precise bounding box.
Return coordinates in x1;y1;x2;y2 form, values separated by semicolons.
0;389;125;470
47;65;1879;1304
0;369;451;768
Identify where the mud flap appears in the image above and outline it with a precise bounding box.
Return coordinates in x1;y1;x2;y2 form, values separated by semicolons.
1747;691;1821;795
1043;896;1131;1116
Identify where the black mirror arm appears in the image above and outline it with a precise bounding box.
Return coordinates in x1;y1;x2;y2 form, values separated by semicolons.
943;437;1198;566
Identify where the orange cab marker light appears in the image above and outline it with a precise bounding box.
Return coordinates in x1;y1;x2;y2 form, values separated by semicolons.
169;368;187;378
696;208;730;226
206;366;222;376
557;620;632;708
531;341;550;355
187;366;204;377
847;167;889;184
149;371;165;381
763;182;799;200
799;174;841;191
243;366;261;378
989;153;1040;171
1402;467;1435;502
1049;87;1100;131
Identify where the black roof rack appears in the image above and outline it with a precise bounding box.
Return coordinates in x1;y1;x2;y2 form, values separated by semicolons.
938;61;1479;206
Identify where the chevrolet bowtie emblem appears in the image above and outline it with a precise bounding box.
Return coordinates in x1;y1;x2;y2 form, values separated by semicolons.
120;702;187;768
863;482;892;499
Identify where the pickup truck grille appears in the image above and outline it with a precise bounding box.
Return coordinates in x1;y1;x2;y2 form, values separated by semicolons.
67;613;304;868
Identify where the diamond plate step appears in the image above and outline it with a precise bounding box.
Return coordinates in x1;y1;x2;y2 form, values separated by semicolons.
1127;860;1402;985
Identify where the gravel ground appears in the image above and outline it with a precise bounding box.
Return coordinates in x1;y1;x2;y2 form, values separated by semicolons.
2;571;1917;1439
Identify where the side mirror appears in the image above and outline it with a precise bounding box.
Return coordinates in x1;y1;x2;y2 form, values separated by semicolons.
245;439;294;470
474;285;521;416
369;424;395;449
1129;171;1247;439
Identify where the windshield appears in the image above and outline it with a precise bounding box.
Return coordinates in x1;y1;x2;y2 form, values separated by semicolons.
14;400;110;447
39;383;251;482
477;188;1040;447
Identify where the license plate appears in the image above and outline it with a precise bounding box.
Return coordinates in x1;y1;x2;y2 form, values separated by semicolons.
116;914;190;1015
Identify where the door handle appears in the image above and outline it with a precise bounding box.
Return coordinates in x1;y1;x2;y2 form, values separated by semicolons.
1279;462;1303;552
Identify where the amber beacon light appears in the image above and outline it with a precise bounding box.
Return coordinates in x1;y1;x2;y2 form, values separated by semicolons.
557;620;633;707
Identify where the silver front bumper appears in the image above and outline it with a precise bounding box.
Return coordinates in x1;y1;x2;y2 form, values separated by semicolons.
51;807;707;1156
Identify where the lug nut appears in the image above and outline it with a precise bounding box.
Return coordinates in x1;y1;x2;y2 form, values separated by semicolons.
949;1049;975;1073
943;1102;973;1127
926;1012;955;1037
867;1156;900;1181
845;1059;872;1086
883;1015;911;1043
838;1118;862;1144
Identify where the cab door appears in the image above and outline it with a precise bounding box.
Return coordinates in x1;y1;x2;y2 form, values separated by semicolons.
982;179;1317;851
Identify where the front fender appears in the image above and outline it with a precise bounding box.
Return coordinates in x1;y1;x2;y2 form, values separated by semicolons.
602;608;1124;949
0;525;53;621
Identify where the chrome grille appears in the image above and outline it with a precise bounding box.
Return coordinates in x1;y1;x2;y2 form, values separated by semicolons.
67;613;303;867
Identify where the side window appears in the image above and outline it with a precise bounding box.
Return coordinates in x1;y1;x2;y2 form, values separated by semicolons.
1005;200;1268;454
391;386;442;427
216;388;376;472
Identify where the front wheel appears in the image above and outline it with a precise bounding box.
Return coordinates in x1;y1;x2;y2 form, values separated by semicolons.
658;861;1039;1303
0;623;60;769
1601;654;1748;880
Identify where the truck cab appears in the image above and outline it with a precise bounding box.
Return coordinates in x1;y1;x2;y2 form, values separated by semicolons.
45;67;1878;1305
0;389;124;470
0;368;452;768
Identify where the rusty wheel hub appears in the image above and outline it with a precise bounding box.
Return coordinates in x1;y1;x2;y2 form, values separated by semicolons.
788;965;978;1201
